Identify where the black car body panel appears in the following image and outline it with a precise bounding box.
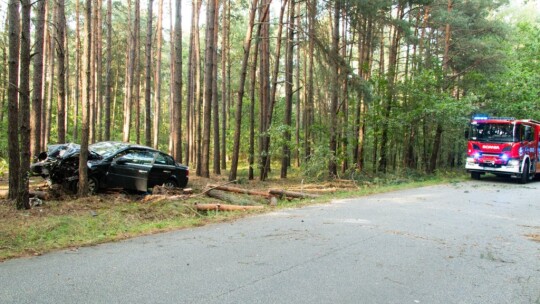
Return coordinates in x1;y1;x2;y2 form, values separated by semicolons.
31;141;189;193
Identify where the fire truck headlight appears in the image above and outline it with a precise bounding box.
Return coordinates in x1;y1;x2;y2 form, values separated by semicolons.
473;152;481;159
507;160;519;167
501;154;509;161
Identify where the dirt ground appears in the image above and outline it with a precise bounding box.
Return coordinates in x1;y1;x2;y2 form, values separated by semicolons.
0;173;361;214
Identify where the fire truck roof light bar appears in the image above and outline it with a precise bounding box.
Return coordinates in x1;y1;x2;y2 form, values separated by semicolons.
472;116;515;121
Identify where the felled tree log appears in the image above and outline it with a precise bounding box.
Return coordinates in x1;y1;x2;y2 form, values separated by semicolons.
207;184;273;198
206;189;260;206
195;203;264;211
30;190;50;200
268;189;320;199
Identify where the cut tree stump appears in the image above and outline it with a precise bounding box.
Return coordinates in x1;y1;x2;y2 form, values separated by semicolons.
195;203;264;212
268;189;320;199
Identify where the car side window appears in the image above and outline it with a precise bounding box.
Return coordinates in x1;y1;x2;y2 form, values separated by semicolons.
117;150;155;165
155;153;175;166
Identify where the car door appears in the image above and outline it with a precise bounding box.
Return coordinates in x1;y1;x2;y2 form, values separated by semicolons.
106;149;155;192
148;152;177;188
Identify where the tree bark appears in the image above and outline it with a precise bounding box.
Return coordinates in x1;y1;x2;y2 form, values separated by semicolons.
207;184;273;198
212;0;221;174
220;0;229;170
172;0;183;162
79;0;92;196
281;0;294;179
201;0;217;177
56;0;66;143
304;0;315;160
134;0;141;144
17;0;32;209
258;0;273;181
72;0;80;141
31;0;46;160
123;0;137;142
104;0;112;140
144;0;154;146
328;0;340;178
248;31;260;181
7;0;20;201
268;189;320;199
152;0;164;149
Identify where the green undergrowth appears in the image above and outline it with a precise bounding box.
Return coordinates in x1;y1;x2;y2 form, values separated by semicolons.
0;171;466;261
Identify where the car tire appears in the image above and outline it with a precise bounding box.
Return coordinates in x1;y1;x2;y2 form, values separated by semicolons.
471;172;481;180
87;177;98;194
520;162;529;184
164;179;178;188
71;177;99;195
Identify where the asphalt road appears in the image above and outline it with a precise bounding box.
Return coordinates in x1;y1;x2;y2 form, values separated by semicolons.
1;180;540;304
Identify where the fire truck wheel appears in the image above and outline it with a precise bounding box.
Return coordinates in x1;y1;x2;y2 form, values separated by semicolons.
520;162;529;184
471;172;481;180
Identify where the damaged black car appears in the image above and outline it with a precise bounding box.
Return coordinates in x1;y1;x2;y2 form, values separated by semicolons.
31;141;189;194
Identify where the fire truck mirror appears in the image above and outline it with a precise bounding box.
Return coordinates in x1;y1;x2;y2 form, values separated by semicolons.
464;129;469;139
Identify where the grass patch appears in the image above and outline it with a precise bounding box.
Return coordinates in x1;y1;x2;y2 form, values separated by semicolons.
0;171;466;261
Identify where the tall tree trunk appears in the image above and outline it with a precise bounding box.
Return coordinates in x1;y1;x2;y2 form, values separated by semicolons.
212;0;221;174
304;0;315;161
123;0;137;142
44;4;56;149
258;0;273;181
56;0;66;143
17;0;31;209
144;0;154;146
248;43;259;181
73;0;80;141
79;0;92;196
294;9;301;168
0;26;7;124
152;0;164;149
172;0;183;162
186;0;200;164
328;0;340;178
340;13;349;174
104;0;112;140
228;0;259;181
281;0;295;179
201;0;217;177
220;0;229;170
96;0;103;142
134;0;141;144
31;0;47;160
7;0;20;200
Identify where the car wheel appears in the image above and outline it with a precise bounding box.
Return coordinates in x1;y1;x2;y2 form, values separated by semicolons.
520;162;529;184
87;177;98;194
164;179;178;188
471;172;481;180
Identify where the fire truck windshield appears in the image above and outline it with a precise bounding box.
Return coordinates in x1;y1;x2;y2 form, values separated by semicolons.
469;123;516;143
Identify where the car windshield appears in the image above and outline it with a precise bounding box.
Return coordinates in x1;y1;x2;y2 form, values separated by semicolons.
89;142;130;158
469;123;516;143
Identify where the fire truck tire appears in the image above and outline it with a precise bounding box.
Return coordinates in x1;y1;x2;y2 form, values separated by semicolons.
520;162;529;184
471;172;481;180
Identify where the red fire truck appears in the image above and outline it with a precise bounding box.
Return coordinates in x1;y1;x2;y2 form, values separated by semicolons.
465;116;540;183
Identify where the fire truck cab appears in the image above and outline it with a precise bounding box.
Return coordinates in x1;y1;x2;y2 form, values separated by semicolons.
465;116;540;183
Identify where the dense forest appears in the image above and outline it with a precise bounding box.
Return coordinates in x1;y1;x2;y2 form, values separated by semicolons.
1;0;539;208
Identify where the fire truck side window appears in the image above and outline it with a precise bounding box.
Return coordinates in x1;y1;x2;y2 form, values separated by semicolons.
525;126;533;141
